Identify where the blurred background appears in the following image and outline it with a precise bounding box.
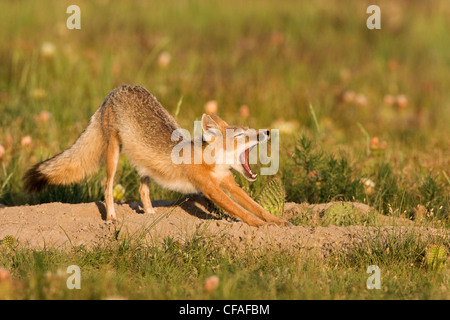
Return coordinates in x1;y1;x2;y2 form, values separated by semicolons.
0;0;448;221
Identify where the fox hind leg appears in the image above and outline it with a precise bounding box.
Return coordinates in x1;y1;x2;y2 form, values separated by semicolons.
105;134;120;221
139;176;155;214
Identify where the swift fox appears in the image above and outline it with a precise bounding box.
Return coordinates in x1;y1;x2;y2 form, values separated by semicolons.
23;85;291;227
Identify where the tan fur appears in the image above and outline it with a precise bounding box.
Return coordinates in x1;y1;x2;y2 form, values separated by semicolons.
23;85;291;227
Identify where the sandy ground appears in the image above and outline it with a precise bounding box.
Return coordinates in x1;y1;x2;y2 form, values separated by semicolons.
0;196;447;253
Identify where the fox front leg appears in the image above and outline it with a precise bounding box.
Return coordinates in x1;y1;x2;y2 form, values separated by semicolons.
219;175;293;227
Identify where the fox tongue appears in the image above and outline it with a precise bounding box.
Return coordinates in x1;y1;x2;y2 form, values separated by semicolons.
241;148;257;179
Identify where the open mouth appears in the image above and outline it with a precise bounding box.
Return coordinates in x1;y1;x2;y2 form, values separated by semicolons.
240;145;257;180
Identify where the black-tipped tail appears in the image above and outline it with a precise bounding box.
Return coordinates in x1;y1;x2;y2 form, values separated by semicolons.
22;108;106;193
23;162;50;193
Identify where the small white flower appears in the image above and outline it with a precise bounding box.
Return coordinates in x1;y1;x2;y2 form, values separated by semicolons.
40;42;56;58
0;144;5;159
21;135;33;147
204;100;218;114
157;51;171;68
360;178;375;188
204;275;219;293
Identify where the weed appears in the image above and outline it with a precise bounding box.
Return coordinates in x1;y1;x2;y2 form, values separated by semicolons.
285;134;363;204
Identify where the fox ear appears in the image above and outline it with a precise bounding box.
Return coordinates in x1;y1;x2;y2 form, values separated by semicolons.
208;114;228;127
201;114;222;142
202;114;220;131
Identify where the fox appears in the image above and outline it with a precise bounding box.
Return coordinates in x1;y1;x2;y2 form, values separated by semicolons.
23;85;291;227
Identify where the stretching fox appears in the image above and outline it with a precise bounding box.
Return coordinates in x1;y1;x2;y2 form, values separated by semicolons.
23;85;290;227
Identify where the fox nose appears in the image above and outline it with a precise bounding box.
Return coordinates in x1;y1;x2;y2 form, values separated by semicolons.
258;129;270;141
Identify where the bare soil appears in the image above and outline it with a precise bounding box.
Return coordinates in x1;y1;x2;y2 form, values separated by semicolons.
0;196;447;253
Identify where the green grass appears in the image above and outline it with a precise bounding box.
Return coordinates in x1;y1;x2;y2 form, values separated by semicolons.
285;134;449;224
0;0;449;299
1;228;449;300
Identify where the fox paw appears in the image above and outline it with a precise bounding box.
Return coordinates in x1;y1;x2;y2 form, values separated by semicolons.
267;218;294;228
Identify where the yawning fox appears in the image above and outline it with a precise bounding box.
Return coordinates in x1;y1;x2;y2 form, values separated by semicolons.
23;85;291;227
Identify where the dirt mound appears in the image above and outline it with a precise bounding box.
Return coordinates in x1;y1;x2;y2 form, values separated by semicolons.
0;197;446;252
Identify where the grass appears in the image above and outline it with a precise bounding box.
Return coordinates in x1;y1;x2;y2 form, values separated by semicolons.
0;0;449;299
285;134;449;224
1;227;449;300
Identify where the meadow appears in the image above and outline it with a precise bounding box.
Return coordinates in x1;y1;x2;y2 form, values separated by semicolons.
0;0;449;300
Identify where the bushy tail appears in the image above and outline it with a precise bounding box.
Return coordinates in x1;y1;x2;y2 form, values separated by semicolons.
23;109;106;193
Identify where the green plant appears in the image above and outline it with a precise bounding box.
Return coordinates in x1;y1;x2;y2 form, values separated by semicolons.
320;202;363;226
256;177;286;216
424;245;448;270
418;175;447;220
286;134;363;204
1;235;17;248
